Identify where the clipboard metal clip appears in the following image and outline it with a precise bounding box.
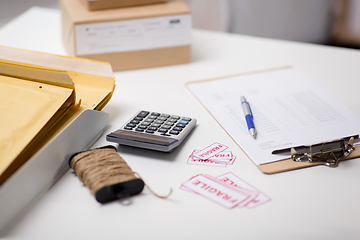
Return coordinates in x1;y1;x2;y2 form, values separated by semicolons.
272;135;359;167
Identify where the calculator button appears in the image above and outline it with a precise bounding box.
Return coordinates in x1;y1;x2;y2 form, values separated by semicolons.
124;126;133;130
178;120;189;125
182;117;192;121
154;120;165;124
146;129;155;133
148;115;157;119
148;126;158;131
158;128;168;133
144;118;154;123
169;130;180;135
126;123;136;127
141;122;151;126
172;127;183;131
165;121;175;125
151;123;161;128
161;125;172;129
166;118;177;123
130;120;140;124
170;115;180;120
137;111;150;118
138;125;147;129
176;123;186;128
158;116;168;121
134;116;144;121
135;128;144;132
160;114;170;118
151;112;161;116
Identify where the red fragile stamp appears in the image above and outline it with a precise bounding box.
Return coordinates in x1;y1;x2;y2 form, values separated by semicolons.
187;143;236;167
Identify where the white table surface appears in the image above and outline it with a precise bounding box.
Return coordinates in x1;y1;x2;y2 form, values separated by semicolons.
1;7;360;240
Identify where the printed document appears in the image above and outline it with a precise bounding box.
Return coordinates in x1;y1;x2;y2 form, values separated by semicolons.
187;67;360;165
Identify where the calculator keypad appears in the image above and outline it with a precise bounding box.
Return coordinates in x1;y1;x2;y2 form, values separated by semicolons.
106;110;197;152
124;111;192;136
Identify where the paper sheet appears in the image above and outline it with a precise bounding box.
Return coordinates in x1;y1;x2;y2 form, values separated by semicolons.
187;67;360;165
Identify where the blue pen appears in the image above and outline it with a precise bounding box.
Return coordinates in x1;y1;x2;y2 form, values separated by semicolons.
241;96;257;139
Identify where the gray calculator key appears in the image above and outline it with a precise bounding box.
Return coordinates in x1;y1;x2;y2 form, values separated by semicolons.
161;125;172;129
148;126;158;131
144;118;154;123
158;116;168;121
130;120;140;124
158;128;168;133
155;120;164;124
165;121;175;125
126;123;136;127
173;127;183;131
137;111;150;117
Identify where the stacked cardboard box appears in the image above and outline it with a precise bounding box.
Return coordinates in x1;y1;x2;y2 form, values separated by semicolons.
60;0;192;71
82;0;168;11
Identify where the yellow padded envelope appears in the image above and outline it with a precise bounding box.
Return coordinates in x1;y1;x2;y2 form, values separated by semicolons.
0;63;77;185
0;46;115;185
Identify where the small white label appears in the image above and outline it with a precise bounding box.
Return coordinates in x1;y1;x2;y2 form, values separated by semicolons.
75;14;191;55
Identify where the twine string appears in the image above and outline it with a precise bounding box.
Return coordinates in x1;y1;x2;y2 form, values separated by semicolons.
134;172;173;199
70;147;172;199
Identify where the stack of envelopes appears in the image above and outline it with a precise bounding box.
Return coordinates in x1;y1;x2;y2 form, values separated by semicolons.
0;46;115;185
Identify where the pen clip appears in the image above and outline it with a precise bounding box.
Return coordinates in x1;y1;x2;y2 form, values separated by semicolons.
241;98;253;118
247;101;253;118
243;100;253;118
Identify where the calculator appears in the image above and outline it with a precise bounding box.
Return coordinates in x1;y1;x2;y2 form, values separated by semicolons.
106;110;197;152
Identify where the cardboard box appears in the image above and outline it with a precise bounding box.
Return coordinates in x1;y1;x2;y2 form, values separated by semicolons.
83;0;168;11
60;0;192;71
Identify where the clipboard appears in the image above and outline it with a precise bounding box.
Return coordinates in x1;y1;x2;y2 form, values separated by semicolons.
186;67;360;174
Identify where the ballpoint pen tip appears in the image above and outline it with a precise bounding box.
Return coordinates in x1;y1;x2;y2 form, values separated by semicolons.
250;129;257;139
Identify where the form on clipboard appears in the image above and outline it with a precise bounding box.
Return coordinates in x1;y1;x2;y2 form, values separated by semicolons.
186;67;360;173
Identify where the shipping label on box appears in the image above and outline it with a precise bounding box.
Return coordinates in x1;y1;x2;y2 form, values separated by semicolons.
75;14;191;56
84;0;168;11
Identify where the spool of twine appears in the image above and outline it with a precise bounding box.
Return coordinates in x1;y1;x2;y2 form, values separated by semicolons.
69;146;171;203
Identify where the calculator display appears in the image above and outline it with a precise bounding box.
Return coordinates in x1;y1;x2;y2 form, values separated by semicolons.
107;130;178;146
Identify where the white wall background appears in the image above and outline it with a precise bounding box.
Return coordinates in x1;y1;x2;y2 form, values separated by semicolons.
228;0;336;44
0;0;58;28
184;0;337;44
